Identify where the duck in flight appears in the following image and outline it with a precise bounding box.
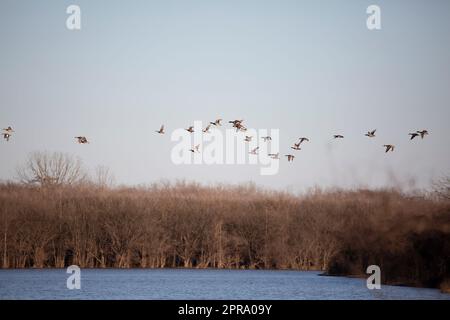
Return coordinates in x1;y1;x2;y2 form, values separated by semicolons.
244;136;252;142
333;134;344;139
291;142;301;150
365;129;376;138
298;137;310;144
229;119;246;132
383;144;395;153
236;123;247;132
269;153;279;159
2;133;11;142
229;119;243;126
210;119;222;126
261;136;272;142
249;147;259;155
75;136;89;144
409;132;420;140
155;125;165;134
185;126;194;133
285;154;295;162
203;124;211;133
2;126;14;134
417;129;429;139
2;126;14;142
189;144;200;153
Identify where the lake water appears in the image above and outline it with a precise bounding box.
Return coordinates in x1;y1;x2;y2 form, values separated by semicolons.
0;269;449;300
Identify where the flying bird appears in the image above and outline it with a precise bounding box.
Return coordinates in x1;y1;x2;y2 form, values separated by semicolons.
210;119;222;126
2;126;14;142
291;142;301;150
333;135;344;139
2;126;14;133
203;124;211;133
269;153;279;159
189;144;200;153
249;147;259;155
229;119;243;126
285;154;295;162
383;144;395;153
75;136;89;144
365;129;376;138
244;136;252;142
235;123;247;132
155;125;165;134
298;137;310;144
2;133;11;142
409;132;420;140
261;136;272;142
417;130;429;139
185;126;194;133
229;119;246;132
229;120;246;132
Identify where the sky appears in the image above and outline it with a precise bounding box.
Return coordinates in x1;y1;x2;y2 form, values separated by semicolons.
1;0;449;192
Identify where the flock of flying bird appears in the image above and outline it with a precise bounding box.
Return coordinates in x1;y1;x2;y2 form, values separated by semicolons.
152;119;430;162
2;122;429;163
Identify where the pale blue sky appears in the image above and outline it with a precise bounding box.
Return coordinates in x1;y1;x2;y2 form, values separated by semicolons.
1;0;449;191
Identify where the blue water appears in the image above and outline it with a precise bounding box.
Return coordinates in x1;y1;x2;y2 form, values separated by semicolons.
0;269;449;300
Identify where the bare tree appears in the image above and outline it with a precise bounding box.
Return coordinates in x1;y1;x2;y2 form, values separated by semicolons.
16;151;87;187
94;165;115;188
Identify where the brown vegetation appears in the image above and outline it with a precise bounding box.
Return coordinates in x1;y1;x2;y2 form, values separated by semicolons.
0;152;449;291
0;181;449;290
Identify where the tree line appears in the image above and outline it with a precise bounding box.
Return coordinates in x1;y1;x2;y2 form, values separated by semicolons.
0;151;449;292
